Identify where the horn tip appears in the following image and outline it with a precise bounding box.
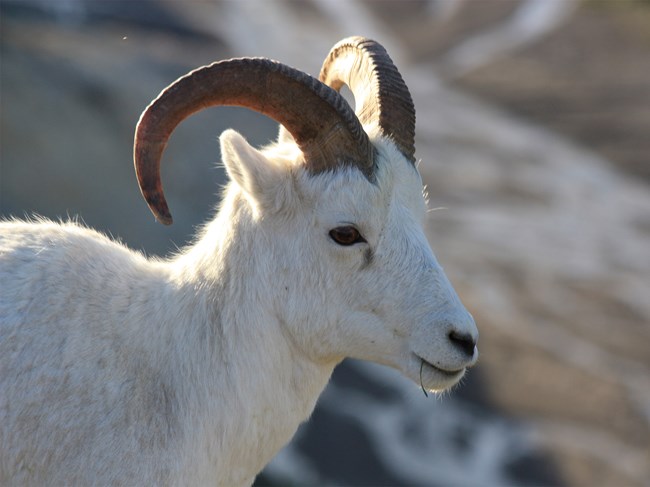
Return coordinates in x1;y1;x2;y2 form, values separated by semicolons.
151;205;173;225
145;194;173;225
157;214;173;226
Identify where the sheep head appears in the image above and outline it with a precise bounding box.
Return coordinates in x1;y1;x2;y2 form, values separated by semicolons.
133;37;478;392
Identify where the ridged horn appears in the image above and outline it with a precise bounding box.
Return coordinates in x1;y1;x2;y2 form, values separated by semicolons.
134;57;373;225
319;36;416;164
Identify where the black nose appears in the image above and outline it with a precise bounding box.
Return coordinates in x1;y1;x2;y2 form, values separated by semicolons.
448;330;477;358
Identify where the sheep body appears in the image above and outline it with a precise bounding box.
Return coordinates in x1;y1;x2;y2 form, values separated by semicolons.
0;163;334;486
0;222;331;485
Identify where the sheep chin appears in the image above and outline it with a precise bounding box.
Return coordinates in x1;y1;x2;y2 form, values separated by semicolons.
410;354;466;393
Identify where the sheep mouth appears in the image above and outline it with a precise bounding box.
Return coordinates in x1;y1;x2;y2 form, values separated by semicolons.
415;355;465;378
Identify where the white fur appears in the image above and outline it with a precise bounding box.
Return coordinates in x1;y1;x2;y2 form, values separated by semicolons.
0;126;478;486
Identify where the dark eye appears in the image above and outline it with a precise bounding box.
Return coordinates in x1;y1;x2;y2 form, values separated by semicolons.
329;226;366;246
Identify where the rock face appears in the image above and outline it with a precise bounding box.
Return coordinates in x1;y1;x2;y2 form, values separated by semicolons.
2;1;649;486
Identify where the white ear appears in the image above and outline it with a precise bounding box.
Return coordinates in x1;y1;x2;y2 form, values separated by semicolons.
220;129;291;211
277;124;295;144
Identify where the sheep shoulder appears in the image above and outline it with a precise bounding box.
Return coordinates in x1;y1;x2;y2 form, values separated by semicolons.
0;218;161;338
0;219;181;485
1;217;153;275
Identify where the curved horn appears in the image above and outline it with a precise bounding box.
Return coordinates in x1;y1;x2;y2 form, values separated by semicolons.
134;58;373;225
319;36;416;164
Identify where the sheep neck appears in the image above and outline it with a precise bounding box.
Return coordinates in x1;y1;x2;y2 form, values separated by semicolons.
165;190;336;485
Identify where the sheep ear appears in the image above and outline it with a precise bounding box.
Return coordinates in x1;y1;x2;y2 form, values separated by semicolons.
277;124;295;144
220;129;290;210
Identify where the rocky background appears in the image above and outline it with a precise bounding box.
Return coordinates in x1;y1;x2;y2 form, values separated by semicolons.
1;1;649;486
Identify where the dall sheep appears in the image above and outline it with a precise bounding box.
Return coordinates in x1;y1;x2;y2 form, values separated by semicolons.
0;37;478;486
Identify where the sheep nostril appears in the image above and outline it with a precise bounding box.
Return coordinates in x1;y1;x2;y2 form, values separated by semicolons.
448;330;476;358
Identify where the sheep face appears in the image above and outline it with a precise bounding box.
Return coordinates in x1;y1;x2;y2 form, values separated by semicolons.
221;127;478;393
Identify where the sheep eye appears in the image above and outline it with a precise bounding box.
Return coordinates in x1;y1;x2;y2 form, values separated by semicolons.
329;226;366;246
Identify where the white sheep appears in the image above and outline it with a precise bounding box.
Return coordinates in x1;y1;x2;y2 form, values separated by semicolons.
0;37;478;486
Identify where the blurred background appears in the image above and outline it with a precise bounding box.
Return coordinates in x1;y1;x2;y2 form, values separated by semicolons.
1;0;649;485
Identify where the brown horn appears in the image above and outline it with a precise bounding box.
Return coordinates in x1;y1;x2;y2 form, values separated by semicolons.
134;57;373;225
319;36;416;165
